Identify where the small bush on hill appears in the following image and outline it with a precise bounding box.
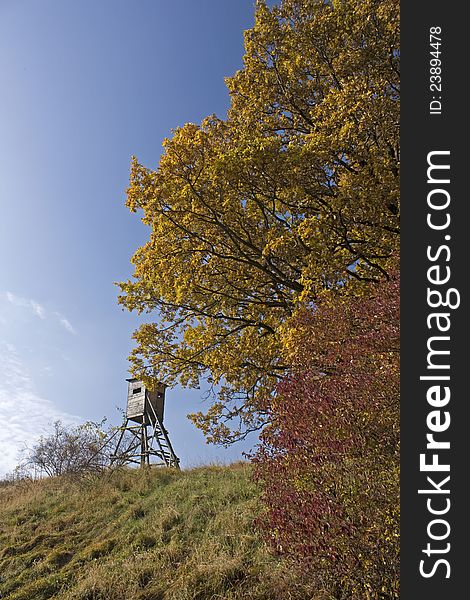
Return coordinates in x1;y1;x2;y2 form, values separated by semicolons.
16;420;111;479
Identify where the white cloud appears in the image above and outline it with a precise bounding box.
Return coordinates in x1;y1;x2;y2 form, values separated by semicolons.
5;291;31;309
55;313;77;335
1;291;76;334
31;300;46;320
4;291;47;318
0;342;80;476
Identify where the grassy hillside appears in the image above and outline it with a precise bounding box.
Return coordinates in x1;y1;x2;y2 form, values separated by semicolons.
0;463;311;600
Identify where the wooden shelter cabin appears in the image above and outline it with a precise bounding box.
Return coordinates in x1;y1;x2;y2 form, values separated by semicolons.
110;378;180;469
126;378;165;425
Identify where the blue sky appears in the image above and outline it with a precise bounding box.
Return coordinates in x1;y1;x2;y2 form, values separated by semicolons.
0;0;257;475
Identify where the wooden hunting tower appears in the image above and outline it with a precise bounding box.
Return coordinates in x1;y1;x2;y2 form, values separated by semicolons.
126;378;165;424
111;379;179;468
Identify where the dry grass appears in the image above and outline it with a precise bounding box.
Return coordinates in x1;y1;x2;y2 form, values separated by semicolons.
0;463;314;600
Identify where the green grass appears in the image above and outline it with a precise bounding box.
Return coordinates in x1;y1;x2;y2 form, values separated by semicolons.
0;463;314;600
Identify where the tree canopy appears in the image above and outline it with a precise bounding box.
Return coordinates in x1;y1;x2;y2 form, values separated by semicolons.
118;0;400;444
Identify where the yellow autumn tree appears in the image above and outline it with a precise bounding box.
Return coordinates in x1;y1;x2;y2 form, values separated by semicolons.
118;0;399;444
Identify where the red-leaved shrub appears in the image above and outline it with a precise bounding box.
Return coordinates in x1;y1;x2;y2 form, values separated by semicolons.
253;275;399;599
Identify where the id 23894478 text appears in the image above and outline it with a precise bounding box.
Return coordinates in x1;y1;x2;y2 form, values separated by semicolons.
429;26;443;116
